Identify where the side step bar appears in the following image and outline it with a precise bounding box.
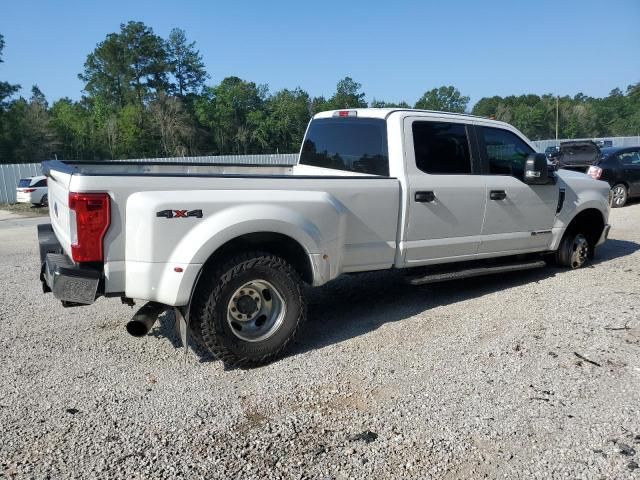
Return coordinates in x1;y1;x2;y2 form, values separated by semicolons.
406;260;546;286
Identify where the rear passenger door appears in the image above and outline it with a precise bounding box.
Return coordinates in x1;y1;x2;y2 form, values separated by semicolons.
403;117;486;264
475;125;559;254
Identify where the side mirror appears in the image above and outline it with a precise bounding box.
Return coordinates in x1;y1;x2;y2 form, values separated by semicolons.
524;153;554;185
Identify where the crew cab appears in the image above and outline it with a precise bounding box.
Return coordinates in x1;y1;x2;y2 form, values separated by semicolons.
38;109;611;366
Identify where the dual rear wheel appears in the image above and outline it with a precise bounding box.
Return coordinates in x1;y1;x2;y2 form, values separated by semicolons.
190;252;305;367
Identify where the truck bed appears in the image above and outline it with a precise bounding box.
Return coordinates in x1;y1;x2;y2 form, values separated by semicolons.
43;160;401;300
44;160;379;178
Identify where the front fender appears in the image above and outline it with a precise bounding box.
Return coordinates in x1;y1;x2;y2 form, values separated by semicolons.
549;173;610;250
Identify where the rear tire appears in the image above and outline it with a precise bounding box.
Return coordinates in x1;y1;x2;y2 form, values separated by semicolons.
611;184;627;208
40;194;48;208
190;252;306;367
556;230;591;269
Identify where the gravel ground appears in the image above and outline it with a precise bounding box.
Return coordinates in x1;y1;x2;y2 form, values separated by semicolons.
1;204;639;479
0;203;49;217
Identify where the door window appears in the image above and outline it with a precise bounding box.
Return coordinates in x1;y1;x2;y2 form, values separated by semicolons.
618;151;640;166
481;127;534;179
33;179;47;187
412;121;472;174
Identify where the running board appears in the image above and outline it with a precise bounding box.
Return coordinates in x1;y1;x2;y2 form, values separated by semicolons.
406;260;546;286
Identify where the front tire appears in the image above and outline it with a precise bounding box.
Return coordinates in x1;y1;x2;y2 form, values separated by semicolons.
556;231;590;269
611;184;627;208
191;252;306;367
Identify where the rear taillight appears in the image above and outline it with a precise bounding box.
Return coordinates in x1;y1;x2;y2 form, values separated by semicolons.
587;166;602;180
68;192;110;262
23;188;36;193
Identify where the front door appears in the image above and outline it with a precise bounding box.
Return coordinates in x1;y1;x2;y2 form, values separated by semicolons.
403;117;487;264
475;124;559;254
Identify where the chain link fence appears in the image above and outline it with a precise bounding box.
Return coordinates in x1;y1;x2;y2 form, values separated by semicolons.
531;136;640;151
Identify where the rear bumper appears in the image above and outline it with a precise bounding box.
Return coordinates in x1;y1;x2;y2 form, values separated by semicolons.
596;224;611;247
38;224;102;306
16;192;31;203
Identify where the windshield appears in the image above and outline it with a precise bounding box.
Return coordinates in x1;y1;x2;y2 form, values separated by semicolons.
299;118;389;176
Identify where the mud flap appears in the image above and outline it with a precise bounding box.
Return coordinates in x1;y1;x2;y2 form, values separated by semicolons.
174;307;189;355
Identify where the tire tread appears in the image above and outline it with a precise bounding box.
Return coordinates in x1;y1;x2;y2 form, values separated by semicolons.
191;251;305;368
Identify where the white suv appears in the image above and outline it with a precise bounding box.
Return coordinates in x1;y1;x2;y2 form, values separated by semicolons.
16;176;48;207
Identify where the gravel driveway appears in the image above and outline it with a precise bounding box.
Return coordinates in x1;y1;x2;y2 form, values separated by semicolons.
1;204;639;479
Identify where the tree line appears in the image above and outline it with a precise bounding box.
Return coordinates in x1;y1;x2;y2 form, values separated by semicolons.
1;22;639;163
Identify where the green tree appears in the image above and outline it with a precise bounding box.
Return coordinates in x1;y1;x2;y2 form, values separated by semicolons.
166;28;208;97
264;88;311;152
328;77;367;109
0;34;20;107
369;99;410;108
79;21;169;108
50;98;92;159
415;86;469;113
195;76;266;154
309;95;330;115
10;86;57;162
149;93;194;156
0;34;22;162
471;95;503;118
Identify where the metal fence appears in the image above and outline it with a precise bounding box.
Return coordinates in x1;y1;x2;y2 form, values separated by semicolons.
0;162;43;203
531;136;640;151
0;154;298;203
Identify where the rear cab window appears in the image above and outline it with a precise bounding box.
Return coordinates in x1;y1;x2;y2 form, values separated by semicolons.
299;118;389;176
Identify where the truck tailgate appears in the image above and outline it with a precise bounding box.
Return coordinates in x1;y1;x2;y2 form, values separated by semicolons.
46;169;74;259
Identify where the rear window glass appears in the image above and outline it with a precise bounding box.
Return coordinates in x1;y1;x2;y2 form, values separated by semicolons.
18;179;31;187
299;118;389;176
412;121;472;174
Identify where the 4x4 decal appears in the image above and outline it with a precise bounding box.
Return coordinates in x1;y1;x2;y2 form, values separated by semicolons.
156;209;203;219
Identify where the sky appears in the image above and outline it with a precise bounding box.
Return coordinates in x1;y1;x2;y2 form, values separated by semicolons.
1;0;639;108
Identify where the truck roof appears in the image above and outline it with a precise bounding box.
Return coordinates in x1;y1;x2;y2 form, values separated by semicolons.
314;108;507;126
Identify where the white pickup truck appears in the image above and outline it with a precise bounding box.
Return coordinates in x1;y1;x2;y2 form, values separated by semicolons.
38;108;611;366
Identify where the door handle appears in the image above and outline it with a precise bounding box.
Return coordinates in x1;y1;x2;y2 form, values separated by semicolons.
490;190;507;200
415;191;435;203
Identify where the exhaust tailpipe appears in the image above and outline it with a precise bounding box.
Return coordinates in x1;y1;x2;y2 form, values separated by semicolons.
126;302;167;337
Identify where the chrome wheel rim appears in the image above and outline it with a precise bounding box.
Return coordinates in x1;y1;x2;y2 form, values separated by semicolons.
226;279;286;342
612;185;626;206
570;234;589;269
